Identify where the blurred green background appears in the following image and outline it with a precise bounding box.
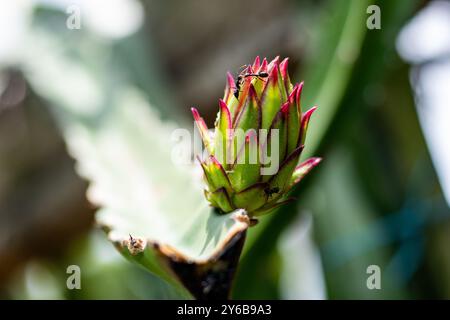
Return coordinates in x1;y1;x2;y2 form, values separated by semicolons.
1;0;450;299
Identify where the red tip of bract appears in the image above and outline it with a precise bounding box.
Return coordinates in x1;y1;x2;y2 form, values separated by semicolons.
311;157;322;166
296;82;304;107
218;99;232;127
279;57;289;79
268;56;280;70
252;56;261;70
219;99;228;109
227;72;235;88
224;72;236;102
303;106;317;120
288;83;299;104
268;63;279;87
300;106;318;141
289;157;322;188
259;58;268;73
191;107;201;121
300;157;322;169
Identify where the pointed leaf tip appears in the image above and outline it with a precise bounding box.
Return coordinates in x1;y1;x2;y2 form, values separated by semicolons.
268;63;279;87
224;72;237;104
252;56;261;70
288;83;299;104
307;105;318;113
279;57;289;76
203;155;233;194
191;107;200;119
299;106;317;146
287;157;322;191
219;99;229;110
268;56;280;69
226;72;235;87
192;108;213;154
259;58;268;72
219;99;232;125
302;106;318;123
296;81;304;107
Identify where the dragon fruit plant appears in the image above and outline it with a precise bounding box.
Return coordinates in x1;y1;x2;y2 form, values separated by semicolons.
192;56;321;218
18;8;324;298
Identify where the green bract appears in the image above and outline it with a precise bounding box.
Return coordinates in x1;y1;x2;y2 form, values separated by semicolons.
192;57;321;216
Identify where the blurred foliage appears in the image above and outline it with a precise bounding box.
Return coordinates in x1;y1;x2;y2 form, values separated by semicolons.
7;231;180;299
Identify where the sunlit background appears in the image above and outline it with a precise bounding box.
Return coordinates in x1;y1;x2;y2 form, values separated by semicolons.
0;0;449;299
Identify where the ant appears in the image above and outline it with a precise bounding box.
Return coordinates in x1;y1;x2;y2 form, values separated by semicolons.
129;234;136;247
264;186;279;197
233;66;269;99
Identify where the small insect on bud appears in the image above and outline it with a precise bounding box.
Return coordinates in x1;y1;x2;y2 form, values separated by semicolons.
126;234;146;255
233;66;269;99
